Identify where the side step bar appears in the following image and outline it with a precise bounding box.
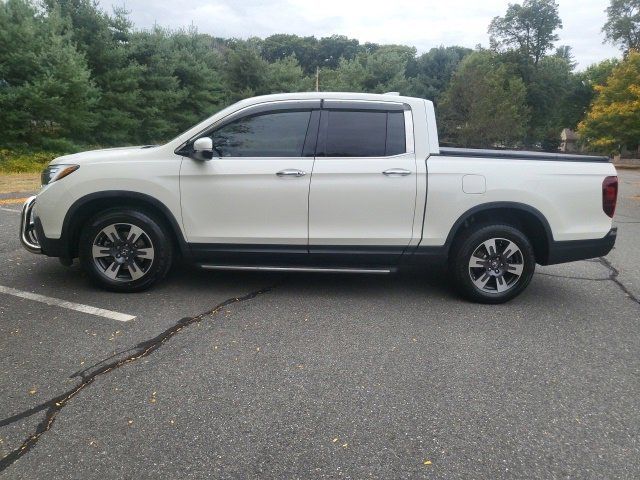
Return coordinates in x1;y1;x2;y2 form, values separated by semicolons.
198;265;394;274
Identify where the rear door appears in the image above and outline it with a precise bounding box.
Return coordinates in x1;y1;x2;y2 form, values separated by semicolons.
308;101;417;263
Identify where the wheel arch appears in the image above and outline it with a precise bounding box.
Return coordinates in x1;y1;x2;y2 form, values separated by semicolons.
444;202;554;264
61;191;189;260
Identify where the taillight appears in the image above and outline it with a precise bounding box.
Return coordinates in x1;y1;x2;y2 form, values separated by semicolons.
602;176;618;218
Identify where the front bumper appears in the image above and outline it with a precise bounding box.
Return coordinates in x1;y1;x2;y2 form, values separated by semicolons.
20;196;42;254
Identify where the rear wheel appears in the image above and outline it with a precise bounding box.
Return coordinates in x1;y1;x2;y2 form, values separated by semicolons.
79;209;173;292
450;224;535;304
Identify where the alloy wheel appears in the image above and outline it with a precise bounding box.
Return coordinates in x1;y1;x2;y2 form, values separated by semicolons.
91;223;155;282
468;237;524;294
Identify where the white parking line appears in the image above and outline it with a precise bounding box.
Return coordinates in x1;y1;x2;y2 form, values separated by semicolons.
0;285;136;322
0;206;19;213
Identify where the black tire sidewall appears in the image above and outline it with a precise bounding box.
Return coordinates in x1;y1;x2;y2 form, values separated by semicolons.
79;209;173;292
451;224;535;304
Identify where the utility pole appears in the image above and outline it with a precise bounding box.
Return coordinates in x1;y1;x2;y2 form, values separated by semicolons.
315;66;319;92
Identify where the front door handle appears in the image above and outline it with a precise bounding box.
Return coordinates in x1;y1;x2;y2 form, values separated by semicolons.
276;169;306;177
382;168;412;177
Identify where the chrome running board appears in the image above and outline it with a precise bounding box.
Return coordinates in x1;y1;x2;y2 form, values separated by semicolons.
198;264;393;274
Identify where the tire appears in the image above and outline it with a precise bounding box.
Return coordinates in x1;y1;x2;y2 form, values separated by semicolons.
449;223;535;304
79;208;173;292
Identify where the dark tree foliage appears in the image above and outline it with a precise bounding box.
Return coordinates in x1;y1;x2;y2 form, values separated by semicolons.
42;0;144;144
261;34;319;73
0;0;619;152
489;0;562;65
261;34;374;74
603;0;640;52
0;0;99;149
438;51;529;148
405;46;473;104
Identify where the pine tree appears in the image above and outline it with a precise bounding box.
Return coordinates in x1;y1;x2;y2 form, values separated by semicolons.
438;52;529;148
0;0;99;149
45;0;145;145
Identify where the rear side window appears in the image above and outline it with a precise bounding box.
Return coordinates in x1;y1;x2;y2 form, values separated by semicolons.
321;110;406;157
210;110;312;157
386;111;406;156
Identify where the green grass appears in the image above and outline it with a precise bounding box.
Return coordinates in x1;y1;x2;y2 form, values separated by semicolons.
0;149;61;174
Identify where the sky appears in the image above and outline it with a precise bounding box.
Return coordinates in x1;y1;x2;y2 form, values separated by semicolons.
103;0;621;70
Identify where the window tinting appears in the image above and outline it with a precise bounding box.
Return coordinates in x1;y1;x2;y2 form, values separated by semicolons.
210;110;311;157
386;111;406;156
323;110;406;157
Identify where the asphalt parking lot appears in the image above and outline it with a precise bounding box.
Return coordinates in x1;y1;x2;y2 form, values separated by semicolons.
0;170;639;479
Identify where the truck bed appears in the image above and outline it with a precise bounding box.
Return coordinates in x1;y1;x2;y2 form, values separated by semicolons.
437;147;610;163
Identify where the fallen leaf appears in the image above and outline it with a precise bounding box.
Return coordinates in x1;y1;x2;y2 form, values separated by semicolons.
332;438;338;443
28;387;37;395
127;420;133;425
423;460;432;465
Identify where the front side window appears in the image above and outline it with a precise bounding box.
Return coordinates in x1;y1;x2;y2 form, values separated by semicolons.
210;110;312;157
322;110;406;157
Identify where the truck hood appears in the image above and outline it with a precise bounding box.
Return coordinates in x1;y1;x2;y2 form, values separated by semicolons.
50;145;159;165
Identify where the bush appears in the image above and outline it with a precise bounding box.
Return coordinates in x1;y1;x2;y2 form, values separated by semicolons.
0;149;61;173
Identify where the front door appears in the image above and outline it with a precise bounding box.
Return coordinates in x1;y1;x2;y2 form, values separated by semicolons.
180;106;319;261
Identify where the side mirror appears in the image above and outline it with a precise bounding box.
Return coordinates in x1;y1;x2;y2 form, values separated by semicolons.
191;137;214;160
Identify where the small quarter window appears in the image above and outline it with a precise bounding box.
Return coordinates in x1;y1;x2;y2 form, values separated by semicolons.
386;111;406;156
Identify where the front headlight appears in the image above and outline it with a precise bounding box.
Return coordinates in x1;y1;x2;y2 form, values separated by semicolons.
41;164;79;186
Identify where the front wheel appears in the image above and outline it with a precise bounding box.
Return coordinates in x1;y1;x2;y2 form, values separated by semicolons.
79;209;173;292
450;224;535;304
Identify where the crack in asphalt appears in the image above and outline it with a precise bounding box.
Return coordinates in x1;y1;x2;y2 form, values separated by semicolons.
538;258;639;306
598;256;640;305
0;284;275;473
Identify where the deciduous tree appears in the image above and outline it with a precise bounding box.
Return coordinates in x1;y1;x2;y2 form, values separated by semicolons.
489;0;562;65
578;51;640;154
603;0;640;52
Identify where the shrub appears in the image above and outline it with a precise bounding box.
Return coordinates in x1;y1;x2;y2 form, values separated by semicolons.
0;149;61;173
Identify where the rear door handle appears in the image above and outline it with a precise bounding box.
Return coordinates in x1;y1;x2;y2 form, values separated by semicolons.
276;169;306;177
382;168;412;177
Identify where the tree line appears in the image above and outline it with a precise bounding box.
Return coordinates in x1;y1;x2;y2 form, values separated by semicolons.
0;0;638;154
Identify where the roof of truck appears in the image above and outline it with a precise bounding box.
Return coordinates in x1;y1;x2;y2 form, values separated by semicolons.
234;91;428;105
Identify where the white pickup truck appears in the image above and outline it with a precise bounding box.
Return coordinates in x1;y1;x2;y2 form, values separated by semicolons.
20;92;618;303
